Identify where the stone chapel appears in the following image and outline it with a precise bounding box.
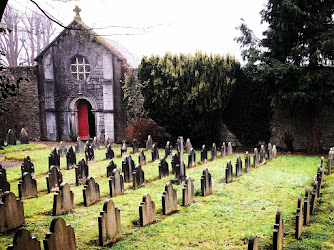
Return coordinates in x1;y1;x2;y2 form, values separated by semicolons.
35;6;140;142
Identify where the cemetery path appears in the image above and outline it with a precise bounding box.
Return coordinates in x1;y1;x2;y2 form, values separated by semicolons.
0;160;20;169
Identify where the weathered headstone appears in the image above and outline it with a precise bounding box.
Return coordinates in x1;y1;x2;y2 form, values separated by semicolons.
227;142;232;156
53;182;74;215
317;165;323;197
58;141;67;157
253;148;259;168
171;153;180;174
151;144;159;162
273;145;277;158
320;156;324;168
303;187;310;226
146;135;153;151
66;146;76;170
165;141;172;158
211;143;217;161
328;148;334;175
273;210;283;250
245;151;251;173
260;145;266;165
109;168;124;197
7;129;16;145
162;182;177;215
236;155;243;177
43;217;76;250
139;193;156;226
104;136;112;148
0;164;10;194
310;179;318;214
0;134;4;150
138;150;146;166
121;140;127;157
85;141;95;162
133;139;139;154
221;142;226;158
186;138;192;154
48;147;60;169
200;145;207;164
225;160;233;184
105;144;114;160
295;196;303;239
18;172;38;199
188;148;196;168
75;158;89;186
267;143;273;160
92;136;100;150
21;155;35;178
0;192;25;233
172;137;186;184
201;168;212;196
107;160;117;177
19;128;29;144
75;137;84;154
122;155;135;183
158;157;169;179
98;199;121;246
133;164;145;189
182;176;194;206
248;235;259;250
83;176;100;206
7;228;41;250
46;166;63;193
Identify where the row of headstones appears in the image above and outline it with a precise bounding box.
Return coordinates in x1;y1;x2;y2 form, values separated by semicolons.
1;128;29;147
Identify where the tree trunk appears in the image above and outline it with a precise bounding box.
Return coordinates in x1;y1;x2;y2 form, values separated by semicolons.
307;104;321;153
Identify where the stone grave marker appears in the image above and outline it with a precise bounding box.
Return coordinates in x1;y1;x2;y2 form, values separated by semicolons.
253;148;259;168
225;160;233;184
109;168;124;197
172;137;186;184
138;150;146;166
133;139;139;154
182;176;194;206
236;155;243;177
0;164;10;194
85;141;95;162
121;140;127;157
75;158;89;186
0;134;4;150
19;128;29;144
272;210;283;250
162;182;177;215
295;196;303;239
260;145;266;165
0;191;25;233
139;193;156;226
105;144;114;160
200;145;207;164
104;136;112;148
211;143;217;161
75;137;84;154
93;136;100;150
146;135;153;151
46;166;63;193
171;153;180;175
48;147;60;169
83;176;100;206
245;151;251;173
53;182;74;215
158;157;169;179
317;165;323;197
18;172;38;199
133;164;145;189
221;142;226;158
186;138;192;154
122;155;135;183
273;145;277;158
107;160;117;177
188;148;196;168
227;142;233;156
66;146;76;170
201;168;212;196
303;187;310;226
43;217;76;250
267;143;273;160
58;141;67;157
310;179;318;214
21;155;35;178
248;235;259;250
320;156;324;168
98;199;121;246
151;144;159;162
7;129;16;145
7;228;41;250
165;141;172;158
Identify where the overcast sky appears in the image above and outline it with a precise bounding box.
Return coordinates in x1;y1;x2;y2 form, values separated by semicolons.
8;0;268;63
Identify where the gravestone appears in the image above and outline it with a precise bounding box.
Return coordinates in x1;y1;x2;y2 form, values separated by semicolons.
221;142;226;158
151;144;159;162
158;157;169;179
53;182;74;215
107;160;117;177
98;199;121;246
66;146;76;170
182;176;194;206
0;164;10;194
317;165;323;197
7;129;16;145
188;148;196;168
236;155;243;177
200;145;207;164
0;134;4;150
227;142;232;156
138;150;146;166
245;151;251;173
172;137;187;184
139;193;156;226
121;140;127;157
225;160;233;184
267;143;273;160
75;137;84;154
105;144;114;160
260;145;266;165
186;138;192;154
21;155;35;178
46;166;63;193
211;143;217;161
248;235;259;250
104;136;112;148
83;176;100;206
253;148;259;168
310;179;318;214
19;128;29;144
18;172;38;199
58;141;67;157
133;164;145;189
201;168;212;196
0;192;25;233
272;210;283;250
303;187;310;226
295;196;303;239
320;156;324;168
122;155;135;183
109;168;124;197
162;182;177;215
165;141;172;158
273;145;277;158
7;228;41;250
43;217;76;250
146;135;153;151
85;141;95;162
48;147;60;169
328;148;334;175
133;139;139;154
75;158;89;186
171;153;180;175
92;137;100;150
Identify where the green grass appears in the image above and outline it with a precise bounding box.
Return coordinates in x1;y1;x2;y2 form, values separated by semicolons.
0;144;333;249
0;143;47;155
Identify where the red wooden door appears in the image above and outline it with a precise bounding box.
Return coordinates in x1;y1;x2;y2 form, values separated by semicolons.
77;100;89;139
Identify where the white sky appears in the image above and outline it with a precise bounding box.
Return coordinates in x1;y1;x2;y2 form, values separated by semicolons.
8;0;268;63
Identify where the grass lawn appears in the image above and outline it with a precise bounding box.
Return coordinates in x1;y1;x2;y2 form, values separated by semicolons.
0;143;333;249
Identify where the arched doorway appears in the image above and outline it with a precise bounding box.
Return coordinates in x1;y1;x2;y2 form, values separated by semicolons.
76;99;96;139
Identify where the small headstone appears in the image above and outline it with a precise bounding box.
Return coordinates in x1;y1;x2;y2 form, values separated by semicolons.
92;137;100;150
138;150;146;166
165;141;172;158
48;147;60;169
225;160;233;184
201;168;212;196
267;143;273;160
272;210;283;250
109;168;124;197
151;144;159;162
310;179;318;214
172;137;186;184
18;172;38;199
0;134;4;150
162;182;177;215
19;128;29;144
182;176;194;206
295;196;303;239
85;141;95;162
133;164;145;189
7;129;16;145
0;164;10;194
186;138;192;154
53;182;74;215
200;145;207;164
171;153;180;174
43;217;76;250
7;228;41;250
75;137;84;153
211;143;217;161
227;142;233;156
121;140;127;157
21;155;35;178
122;155;135;183
260;145;266;165
245;151;251;173
104;136;112;148
83;176;100;207
273;145;277;158
75;158;89;186
187;148;196;168
248;235;259;250
107;160;117;177
221;142;226;158
132;139;139;154
317;165;323;197
236;155;243;177
146;135;153;151
98;199;121;246
139;193;156;226
105;144;114;160
46;166;63;193
66;146;76;170
328;156;333;175
253;148;259;168
158;157;169;179
58;141;67;157
320;156;324;168
303;187;310;226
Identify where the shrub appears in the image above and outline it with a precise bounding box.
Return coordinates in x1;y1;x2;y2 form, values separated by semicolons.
125;118;158;144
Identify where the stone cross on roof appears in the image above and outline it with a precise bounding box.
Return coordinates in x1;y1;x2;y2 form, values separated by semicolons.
73;5;82;21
